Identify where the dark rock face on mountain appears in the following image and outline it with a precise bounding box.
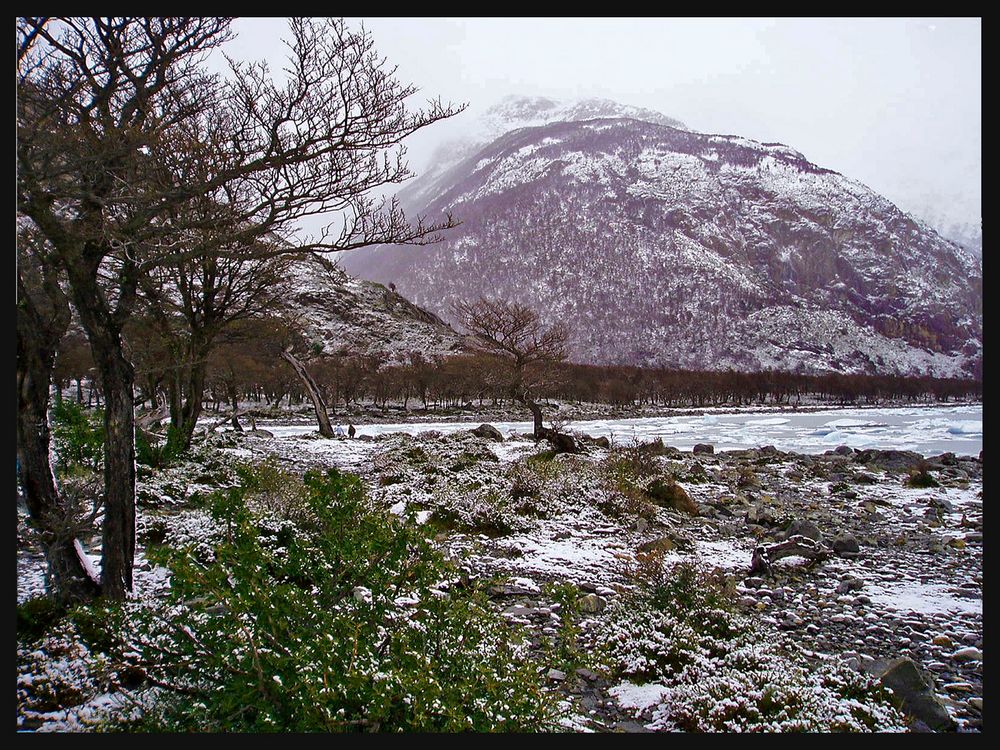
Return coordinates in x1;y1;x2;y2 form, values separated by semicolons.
344;115;981;378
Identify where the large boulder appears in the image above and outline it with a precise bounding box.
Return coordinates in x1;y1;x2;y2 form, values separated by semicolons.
645;479;699;515
783;519;823;543
471;423;504;442
863;657;956;732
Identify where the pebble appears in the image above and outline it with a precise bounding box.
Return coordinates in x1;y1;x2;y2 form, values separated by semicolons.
949;647;983;662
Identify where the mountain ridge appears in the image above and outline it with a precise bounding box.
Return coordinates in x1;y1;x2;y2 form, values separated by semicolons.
343;114;981;378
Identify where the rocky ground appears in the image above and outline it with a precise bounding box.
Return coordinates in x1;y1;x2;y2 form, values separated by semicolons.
17;419;983;732
232;423;983;731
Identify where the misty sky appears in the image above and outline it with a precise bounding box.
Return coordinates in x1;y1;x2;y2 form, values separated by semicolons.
217;17;981;236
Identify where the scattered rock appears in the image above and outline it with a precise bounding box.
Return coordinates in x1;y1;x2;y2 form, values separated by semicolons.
471;423;504;442
692;443;714;455
832;533;861;557
864;657;957;732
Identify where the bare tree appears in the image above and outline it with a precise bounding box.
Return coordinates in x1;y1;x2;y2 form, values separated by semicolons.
17;17;463;599
452;298;575;449
137;243;296;451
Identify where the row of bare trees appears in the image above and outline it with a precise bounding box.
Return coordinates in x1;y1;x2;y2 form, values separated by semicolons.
53;318;981;427
17;16;464;603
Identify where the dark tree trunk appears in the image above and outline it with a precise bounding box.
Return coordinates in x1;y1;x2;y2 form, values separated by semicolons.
86;335;137;600
281;349;334;438
164;340;210;454
67;257;137;602
16;284;100;604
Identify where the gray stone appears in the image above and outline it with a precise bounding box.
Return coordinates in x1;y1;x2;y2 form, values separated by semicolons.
546;668;567;681
832;533;861;556
784;519;823;543
864;657;957;732
471;423;504;441
692;443;714;455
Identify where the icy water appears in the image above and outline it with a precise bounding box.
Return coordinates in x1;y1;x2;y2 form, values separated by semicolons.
267;405;982;457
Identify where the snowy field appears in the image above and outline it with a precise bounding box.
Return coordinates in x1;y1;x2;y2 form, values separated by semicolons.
261;405;982;458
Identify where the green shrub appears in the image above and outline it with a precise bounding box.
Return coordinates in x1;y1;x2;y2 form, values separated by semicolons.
135;426;188;469
115;466;554;732
905;461;939;488
51;400;104;473
16;596;68;643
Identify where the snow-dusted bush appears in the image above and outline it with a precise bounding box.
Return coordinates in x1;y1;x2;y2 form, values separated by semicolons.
17;622;112;723
594;561;906;732
115;466;556;732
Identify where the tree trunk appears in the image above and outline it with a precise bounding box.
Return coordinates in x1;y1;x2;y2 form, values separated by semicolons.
165;342;210;454
16;288;100;604
69;274;136;601
89;339;137;600
281;349;334;438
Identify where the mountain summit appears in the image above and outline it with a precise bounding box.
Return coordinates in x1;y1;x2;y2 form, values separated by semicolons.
344;104;981;378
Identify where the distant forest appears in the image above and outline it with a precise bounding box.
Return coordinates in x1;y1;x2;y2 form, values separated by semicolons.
56;330;980;414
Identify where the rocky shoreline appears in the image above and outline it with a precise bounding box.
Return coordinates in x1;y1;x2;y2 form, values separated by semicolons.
237;421;982;732
17;415;983;732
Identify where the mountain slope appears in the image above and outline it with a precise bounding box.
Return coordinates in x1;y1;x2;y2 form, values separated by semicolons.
343;116;981;378
283;254;464;362
395;95;688;217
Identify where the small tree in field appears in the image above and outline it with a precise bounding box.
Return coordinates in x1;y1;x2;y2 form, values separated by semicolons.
452;298;576;449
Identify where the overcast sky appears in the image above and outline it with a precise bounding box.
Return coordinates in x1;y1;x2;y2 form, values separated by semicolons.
218;17;981;234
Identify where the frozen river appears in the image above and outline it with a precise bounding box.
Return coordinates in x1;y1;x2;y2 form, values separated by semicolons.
263;404;982;457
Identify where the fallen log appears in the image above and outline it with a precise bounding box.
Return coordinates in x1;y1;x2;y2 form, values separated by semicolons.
750;535;828;577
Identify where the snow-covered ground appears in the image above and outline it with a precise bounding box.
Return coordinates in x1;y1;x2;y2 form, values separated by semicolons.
260;405;981;460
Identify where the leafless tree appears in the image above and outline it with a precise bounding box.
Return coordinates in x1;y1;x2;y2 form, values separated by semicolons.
17;16;464;599
452;298;575;449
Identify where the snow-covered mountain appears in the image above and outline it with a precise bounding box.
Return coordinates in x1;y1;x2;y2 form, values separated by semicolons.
343;109;982;378
395;95;687;217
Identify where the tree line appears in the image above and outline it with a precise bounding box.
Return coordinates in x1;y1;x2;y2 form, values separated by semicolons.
55;324;983;419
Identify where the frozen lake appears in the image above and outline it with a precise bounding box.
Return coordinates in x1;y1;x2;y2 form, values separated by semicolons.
263;404;982;457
